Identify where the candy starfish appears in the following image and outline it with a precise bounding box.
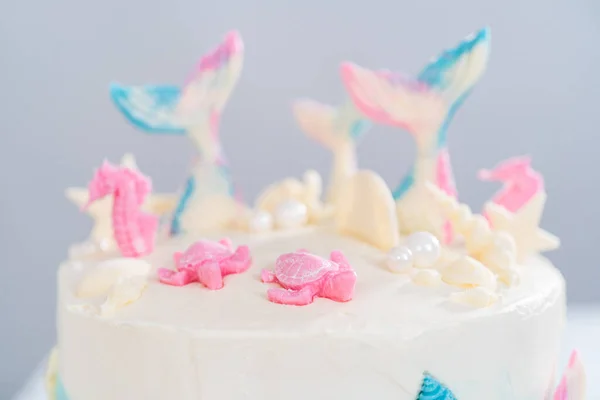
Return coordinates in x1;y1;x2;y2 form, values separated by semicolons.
485;192;559;261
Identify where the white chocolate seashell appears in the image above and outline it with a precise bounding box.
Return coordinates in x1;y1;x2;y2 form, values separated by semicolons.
442;256;497;290
412;269;442;287
450;287;499;308
100;275;148;317
479;231;518;285
77;258;151;298
465;215;492;254
335;170;400;251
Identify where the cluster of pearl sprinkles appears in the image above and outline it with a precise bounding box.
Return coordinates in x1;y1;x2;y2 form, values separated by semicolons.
386;231;441;272
246;170;330;233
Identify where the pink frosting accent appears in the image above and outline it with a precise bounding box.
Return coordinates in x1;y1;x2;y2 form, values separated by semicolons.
341;63;412;131
437;149;457;243
261;249;357;306
158;238;251;290
85;161;158;258
479;156;544;213
186;31;243;84
553;350;585;400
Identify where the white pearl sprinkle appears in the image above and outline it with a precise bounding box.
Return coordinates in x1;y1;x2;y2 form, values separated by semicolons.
404;231;441;268
386;246;414;273
274;200;308;230
249;210;274;233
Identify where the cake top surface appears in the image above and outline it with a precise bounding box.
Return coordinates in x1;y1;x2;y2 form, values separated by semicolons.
62;227;564;337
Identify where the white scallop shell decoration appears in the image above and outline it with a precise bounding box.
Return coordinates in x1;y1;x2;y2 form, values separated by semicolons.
442;256;497;291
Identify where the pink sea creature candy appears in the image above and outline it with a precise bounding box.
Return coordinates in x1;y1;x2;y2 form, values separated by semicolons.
85;161;158;258
479;156;544;213
261;249;357;306
158;238;251;290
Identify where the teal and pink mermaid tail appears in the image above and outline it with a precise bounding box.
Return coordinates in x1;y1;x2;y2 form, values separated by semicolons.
110;31;244;236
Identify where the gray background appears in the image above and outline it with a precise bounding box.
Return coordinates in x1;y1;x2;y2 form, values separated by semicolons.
1;0;598;397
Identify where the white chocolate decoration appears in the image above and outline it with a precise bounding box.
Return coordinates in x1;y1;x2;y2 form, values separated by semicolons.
335;170;400;250
485;192;560;262
77;258;151;298
442;256;497;291
100;275;149;317
450;287;499;308
255;170;329;225
179;193;246;234
404;231;441;268
479;231;519;285
386;246;414;273
412;269;442;287
274;200;309;230
76;258;151;317
248;210;274;233
426;183;519;284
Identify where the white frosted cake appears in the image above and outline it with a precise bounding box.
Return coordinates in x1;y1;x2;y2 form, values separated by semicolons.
47;29;586;400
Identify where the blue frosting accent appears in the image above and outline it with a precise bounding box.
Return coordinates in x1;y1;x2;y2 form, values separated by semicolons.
417;373;457;400
55;376;70;400
417;28;490;90
110;83;187;134
393;27;490;200
349;119;371;141
392;166;415;199
170;176;196;235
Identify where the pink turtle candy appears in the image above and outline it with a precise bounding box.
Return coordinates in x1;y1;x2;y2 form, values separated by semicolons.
261;249;357;306
158;238;251;290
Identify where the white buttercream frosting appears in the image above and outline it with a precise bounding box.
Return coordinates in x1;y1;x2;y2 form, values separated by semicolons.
57;228;565;400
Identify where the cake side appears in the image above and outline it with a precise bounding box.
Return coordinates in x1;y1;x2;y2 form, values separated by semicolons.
56;229;565;400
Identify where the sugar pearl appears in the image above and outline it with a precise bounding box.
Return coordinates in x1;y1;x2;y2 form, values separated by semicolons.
386;246;414;273
404;231;441;268
274;200;308;230
249;210;274;233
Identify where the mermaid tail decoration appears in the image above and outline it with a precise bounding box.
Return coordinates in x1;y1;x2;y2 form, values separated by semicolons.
342;28;490;239
293;97;370;208
110;31;244;235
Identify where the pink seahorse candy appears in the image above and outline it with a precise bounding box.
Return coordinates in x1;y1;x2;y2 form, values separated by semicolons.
85;161;158;257
479;156;544;213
